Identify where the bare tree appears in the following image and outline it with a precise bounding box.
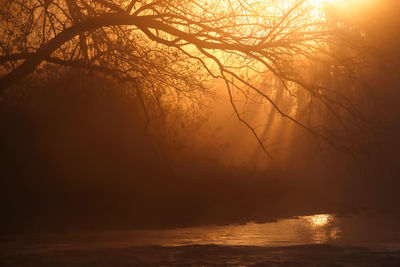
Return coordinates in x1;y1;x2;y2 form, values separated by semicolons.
0;0;368;156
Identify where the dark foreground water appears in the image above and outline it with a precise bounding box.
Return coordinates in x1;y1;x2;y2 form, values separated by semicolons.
1;213;400;266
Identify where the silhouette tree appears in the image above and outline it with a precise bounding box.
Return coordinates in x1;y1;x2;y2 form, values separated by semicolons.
0;0;367;156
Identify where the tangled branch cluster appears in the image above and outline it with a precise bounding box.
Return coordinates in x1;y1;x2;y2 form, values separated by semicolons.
0;0;368;156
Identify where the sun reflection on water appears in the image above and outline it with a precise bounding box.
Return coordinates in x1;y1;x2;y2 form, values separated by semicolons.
138;214;343;246
299;214;341;243
304;214;333;227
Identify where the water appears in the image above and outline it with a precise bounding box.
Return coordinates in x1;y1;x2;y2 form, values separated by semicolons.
1;213;400;265
2;212;400;253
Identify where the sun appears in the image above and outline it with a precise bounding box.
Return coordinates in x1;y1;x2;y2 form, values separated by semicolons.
308;0;334;4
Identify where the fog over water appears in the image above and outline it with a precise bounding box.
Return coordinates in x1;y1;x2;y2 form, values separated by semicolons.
1;1;400;265
1;70;400;233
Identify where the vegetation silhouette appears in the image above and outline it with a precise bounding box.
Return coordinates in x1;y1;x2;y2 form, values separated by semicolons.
0;0;379;155
1;0;400;233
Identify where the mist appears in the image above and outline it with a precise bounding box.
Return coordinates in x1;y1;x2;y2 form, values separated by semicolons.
1;0;400;265
1;59;400;234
